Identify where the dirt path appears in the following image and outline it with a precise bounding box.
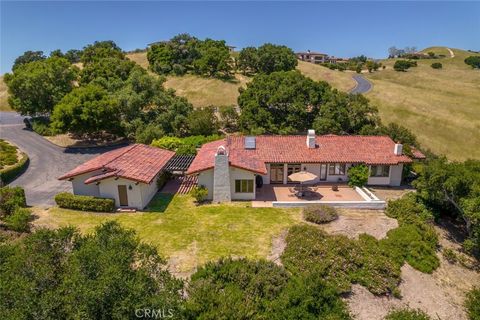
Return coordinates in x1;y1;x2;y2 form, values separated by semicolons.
447;47;455;58
267;229;288;265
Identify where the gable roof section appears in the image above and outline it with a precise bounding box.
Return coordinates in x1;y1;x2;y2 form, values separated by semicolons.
186;135;412;175
58;144;175;184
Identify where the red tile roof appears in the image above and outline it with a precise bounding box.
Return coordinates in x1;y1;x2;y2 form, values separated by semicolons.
186;135;412;175
58;144;175;184
410;147;426;159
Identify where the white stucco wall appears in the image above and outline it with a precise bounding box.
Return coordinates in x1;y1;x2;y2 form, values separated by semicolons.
139;173;160;209
71;170;101;197
98;177;143;209
367;164;403;186
230;167;256;200
197;169;214;200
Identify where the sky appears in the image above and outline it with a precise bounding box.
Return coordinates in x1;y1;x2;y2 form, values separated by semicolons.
1;1;479;73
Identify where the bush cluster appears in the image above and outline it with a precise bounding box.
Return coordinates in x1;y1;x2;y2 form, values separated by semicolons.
431;62;443;69
385;308;431;320
347;164;369;187
151;134;222;155
186;258;351;319
4;207;31;232
0;186;27;216
190;186;208;203
466;287;480;320
303;204;338;224
54;192;115;212
0;139;18;168
0;186;31;232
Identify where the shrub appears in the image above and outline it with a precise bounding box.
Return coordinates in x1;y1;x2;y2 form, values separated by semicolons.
30;117;54;136
282;225;401;295
347;164;369;187
54;192;115;212
190;186;208;203
431;62;442;69
156;171;172;190
386;193;434;224
0;139;18;168
464;56;480;69
0;153;29;185
466;287;480;320
0;186;27;217
3;207;31;232
151;135;222;155
303;204;338;224
442;248;458;263
385;308;431;320
394;60;412;72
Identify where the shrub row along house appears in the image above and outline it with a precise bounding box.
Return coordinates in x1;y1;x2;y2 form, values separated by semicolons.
60;131;418;208
187;130;414;202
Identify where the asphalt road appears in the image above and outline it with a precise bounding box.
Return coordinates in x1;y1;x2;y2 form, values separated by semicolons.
0;112;121;207
350;75;373;94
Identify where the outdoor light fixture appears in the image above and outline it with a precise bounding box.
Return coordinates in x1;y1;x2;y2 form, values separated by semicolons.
128;185;133;190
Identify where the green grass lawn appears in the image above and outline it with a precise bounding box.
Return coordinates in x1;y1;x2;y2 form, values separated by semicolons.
365;47;480;160
34;194;302;274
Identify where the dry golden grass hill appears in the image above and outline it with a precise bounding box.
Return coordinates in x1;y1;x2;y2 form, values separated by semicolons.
0;75;11;111
125;52;355;107
364;47;480;160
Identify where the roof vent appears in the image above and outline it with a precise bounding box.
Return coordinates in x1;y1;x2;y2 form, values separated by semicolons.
245;136;256;149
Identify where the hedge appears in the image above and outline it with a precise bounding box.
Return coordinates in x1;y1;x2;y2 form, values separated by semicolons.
0;153;29;185
55;192;115;212
4;207;31;232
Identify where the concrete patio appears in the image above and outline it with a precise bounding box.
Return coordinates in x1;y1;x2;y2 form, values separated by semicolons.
252;184;386;209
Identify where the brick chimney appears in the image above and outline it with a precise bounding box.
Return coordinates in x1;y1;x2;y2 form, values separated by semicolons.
213;146;231;203
394;143;403;155
306;129;316;148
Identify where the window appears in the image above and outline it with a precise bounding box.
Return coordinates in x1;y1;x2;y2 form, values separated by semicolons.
370;165;390;177
287;164;301;183
235;179;254;193
328;163;346;175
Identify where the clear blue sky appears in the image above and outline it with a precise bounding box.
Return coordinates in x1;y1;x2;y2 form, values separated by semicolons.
1;1;479;73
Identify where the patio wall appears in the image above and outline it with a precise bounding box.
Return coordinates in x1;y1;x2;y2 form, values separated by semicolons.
271;201;386;209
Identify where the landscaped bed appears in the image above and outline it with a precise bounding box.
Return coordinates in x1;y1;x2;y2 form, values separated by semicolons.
0;139;28;184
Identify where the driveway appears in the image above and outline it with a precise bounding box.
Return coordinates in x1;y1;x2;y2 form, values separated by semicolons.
350;75;372;94
0;112;124;206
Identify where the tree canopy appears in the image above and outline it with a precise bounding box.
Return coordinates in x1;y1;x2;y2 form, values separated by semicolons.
0;222;184;319
464;56;480;69
51;84;122;137
238;70;380;134
238;43;298;75
4;57;78;116
12;50;46;71
81;40;125;64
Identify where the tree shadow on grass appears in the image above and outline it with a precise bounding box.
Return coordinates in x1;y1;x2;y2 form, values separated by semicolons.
145;193;174;213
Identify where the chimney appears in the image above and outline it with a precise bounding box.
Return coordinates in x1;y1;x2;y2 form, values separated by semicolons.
394;143;403;155
306;129;316;149
213;146;231;203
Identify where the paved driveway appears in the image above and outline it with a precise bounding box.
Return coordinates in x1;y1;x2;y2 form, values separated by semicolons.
350;75;372;94
0;112;124;206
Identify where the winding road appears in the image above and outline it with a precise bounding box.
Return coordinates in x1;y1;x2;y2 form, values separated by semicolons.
0;112;122;206
350;75;373;94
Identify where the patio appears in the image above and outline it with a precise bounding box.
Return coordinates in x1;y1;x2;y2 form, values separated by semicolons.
253;184;385;209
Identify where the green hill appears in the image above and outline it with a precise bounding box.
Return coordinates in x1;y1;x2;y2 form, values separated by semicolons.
364;47;480;160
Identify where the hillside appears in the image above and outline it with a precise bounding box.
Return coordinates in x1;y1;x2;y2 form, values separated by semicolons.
364;47;480;160
125;52;356;107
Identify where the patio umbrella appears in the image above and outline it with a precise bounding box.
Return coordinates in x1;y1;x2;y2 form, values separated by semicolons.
288;171;318;184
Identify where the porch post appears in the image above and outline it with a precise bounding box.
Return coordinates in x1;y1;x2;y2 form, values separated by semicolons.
283;164;288;184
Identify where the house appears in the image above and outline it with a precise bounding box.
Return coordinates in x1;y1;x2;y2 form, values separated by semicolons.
186;131;414;202
58;144;175;209
296;50;330;64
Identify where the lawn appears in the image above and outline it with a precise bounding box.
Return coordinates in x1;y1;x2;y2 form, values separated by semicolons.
365;47;480;160
34;193;302;274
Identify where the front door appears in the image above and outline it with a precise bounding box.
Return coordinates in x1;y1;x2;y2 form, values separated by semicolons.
320;164;327;181
270;164;284;184
118;185;128;206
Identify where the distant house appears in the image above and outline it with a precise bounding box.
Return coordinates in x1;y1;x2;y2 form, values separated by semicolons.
186;131;416;202
296;50;330;64
58;144;175;209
